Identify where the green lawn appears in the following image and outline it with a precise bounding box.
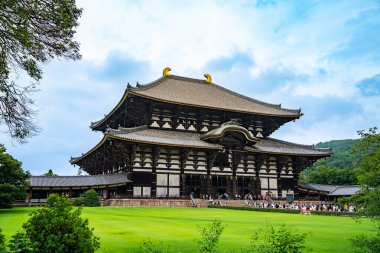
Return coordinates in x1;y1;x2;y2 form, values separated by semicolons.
0;207;376;252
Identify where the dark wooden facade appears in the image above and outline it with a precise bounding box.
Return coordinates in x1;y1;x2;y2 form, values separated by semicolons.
71;72;331;199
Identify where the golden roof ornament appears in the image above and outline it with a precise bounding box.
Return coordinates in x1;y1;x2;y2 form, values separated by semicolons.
204;73;212;83
163;67;171;76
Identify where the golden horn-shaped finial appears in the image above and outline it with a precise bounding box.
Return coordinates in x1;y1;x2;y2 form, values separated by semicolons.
204;73;212;83
163;67;171;76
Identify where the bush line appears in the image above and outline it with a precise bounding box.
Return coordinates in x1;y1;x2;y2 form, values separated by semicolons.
207;205;359;216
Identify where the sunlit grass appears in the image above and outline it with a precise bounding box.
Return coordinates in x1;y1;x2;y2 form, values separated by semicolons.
0;207;376;252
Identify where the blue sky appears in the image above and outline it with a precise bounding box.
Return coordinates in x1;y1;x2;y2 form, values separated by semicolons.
1;0;380;175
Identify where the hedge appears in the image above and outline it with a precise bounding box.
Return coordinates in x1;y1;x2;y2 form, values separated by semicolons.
207;205;359;216
207;205;300;214
310;210;358;217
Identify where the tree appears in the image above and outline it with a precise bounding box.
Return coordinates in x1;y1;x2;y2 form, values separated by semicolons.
20;194;100;253
0;144;29;207
346;127;380;219
196;219;225;253
0;0;82;142
72;189;100;207
341;128;380;252
42;169;57;176
305;165;358;185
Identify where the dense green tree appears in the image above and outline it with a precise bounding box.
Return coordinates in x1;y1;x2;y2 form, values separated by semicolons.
0;144;29;207
348;127;380;219
340;128;380;252
0;0;82;142
42;169;57;176
20;194;100;253
301;139;365;185
306;165;358;185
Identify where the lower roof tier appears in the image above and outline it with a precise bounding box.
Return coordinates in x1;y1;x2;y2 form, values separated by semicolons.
71;125;332;167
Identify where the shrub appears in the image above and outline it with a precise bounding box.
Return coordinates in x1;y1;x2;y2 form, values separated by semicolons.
196;219;225;253
242;224;308;253
0;228;7;253
140;238;166;253
83;189;100;206
20;194;100;253
8;232;34;253
350;229;380;253
71;197;85;206
310;210;358;217
72;189;100;207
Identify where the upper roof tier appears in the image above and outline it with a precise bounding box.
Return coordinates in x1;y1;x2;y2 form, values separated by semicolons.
90;74;302;130
129;75;301;116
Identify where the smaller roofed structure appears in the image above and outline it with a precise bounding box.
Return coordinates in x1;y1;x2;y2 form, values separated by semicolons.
298;182;361;201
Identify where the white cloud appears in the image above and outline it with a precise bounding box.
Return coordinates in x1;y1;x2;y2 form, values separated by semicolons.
3;0;380;175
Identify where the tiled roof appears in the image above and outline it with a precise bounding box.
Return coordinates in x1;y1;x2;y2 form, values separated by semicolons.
129;75;301;117
106;126;223;149
298;182;338;193
72;126;331;165
246;138;332;156
328;186;361;196
30;173;130;187
298;182;361;196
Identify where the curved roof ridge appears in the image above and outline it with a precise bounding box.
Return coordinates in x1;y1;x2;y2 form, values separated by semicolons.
90;88;129;129
132;75;300;114
266;137;330;150
118;125;148;133
128;76;167;91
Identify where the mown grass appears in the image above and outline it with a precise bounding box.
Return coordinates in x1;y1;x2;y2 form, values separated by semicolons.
0;207;376;252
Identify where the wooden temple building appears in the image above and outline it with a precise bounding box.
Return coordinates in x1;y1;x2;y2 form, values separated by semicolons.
67;68;332;200
28;68;333;202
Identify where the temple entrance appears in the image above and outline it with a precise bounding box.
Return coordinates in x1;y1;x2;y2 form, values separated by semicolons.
212;175;228;198
237;177;252;198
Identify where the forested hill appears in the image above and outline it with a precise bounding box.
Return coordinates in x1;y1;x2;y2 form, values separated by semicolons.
300;139;364;185
313;139;360;169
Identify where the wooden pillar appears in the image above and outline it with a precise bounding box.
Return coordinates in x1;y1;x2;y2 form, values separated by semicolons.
68;188;72;199
151;147;160;198
206;151;217;198
180;149;189;198
181;174;186;198
231;175;237;199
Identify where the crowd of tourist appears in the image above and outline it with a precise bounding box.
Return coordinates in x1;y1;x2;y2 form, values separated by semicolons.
206;192;357;213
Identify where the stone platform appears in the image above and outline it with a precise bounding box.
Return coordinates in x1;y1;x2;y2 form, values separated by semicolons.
108;198;193;207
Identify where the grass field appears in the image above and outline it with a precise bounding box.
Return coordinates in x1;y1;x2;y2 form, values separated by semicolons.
0;207;376;252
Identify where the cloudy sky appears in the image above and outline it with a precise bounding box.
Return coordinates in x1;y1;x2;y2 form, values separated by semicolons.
2;0;380;175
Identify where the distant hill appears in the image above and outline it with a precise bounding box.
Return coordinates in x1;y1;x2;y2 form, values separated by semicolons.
300;139;363;185
312;139;360;169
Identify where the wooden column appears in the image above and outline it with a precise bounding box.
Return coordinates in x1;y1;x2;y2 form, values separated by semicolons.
180;149;189;197
152;147;160;198
276;156;288;198
206;151;217;197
